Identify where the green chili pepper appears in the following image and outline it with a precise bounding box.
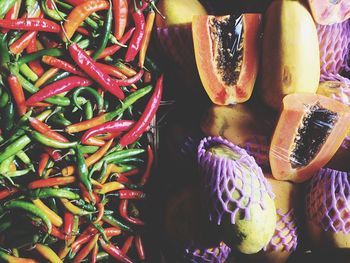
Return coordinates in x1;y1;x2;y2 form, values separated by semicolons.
46;71;71;85
3;98;14;133
4;167;32;177
40;0;66;21
93;223;109;243
77;39;91;49
18;48;64;66
92;0;112;60
26;0;40;17
0;135;31;163
75;199;96;212
16;150;31;165
17;73;71;106
0;0;17;19
30;130;78;148
72;33;84;43
102;215;133;233
42;158;54;179
0;156;15;175
76;145;93;196
96;252;109;262
0;91;9;108
19;63;38;82
3;200;52;233
72;87;104;112
29;188;80;200
0;33;10;72
84;101;93;120
79;145;99;155
50;113;72;126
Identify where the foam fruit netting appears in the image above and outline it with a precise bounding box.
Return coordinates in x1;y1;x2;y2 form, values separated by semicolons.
197;136;274;225
317;20;350;86
264;209;298;252
184;241;231;263
307;168;350;233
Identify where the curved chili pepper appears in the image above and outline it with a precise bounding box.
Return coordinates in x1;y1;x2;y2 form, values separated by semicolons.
0;187;18;200
0;249;38;263
26;76;92;105
34;67;60;88
18;48;63;66
139;144;153;186
28;176;76;189
115;60;137;77
0;18;60;32
122;235;134;254
3;200;52;233
32;198;63;227
30;130;78;149
8;74;26;116
19;62;38;82
124;4;146;62
9;30;36;54
35;243;63;263
29;117;69;142
119;75;163;147
113;0;128;40
69;43;125;100
72;86;104;112
29;188;80;200
38;152;50;177
42;55;86;77
102;214;132;232
81;120;134;144
73;233;99;263
139;9;155;67
119;199;145;225
63;212;74;239
114;190;146;200
135;235;145;260
76;145;93;198
99;238;133;263
0;135;31;163
93;202;105;223
97;181;125;194
60;198;92;216
43;147;61;161
50;225;67;240
91;242;98;263
66;85;152;133
95;62;127;79
115;69;144;86
61;0;109;41
26;36;45;77
92;0;112;60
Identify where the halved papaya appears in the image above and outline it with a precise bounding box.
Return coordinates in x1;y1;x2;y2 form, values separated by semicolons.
270;93;350;183
192;14;261;105
308;0;350;25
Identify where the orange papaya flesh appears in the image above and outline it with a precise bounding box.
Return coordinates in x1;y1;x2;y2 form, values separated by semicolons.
192;14;261;105
270;93;350;183
308;0;350;25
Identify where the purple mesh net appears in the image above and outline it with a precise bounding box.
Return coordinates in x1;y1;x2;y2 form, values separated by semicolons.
197;136;274;225
317;21;350;86
264;209;298;252
306;168;350;233
184;241;231;263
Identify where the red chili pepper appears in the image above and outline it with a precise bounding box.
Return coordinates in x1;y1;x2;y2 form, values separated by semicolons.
121;235;134;254
93;202;105;223
135;235;145;260
95;62;127;79
91;242;98;263
28;176;76;189
9;30;36;54
2;0;21;33
120;168;140;177
29;117;69;142
116;174;129;184
50;225;66;240
81;120;134;144
0;18;60;32
119;199;145;226
64;0;86;6
88;27;135;59
113;0;128;40
99;131;127;141
115;69;144;86
116;190;146;200
38;152;50;177
76;26;90;36
42;55;86;77
64;212;74;239
104;227;122;237
0;187;19;200
99;238;133;263
26;76;93;105
119;75;163;147
139;144;153;186
69;43;125;100
26;37;45;76
73;233;99;263
43;147;61;161
124;5;146;62
8;74;26;116
78;182;93;203
71;225;97;254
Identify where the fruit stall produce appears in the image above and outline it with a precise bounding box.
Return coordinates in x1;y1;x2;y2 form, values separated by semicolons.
0;0;349;263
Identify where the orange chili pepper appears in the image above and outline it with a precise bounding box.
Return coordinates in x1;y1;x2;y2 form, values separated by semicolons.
34;67;60;87
9;30;37;54
121;235;134;254
72;234;99;263
112;0;128;40
62;139;113;176
35;243;63;263
27;37;45;77
0;187;19;200
8;74;26;116
38;152;50;177
29;117;69;142
61;0;109;41
28;176;76;189
139;9;155;68
93;202;105;223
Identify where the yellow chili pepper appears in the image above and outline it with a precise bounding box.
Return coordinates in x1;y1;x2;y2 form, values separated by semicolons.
60;198;91;216
35;67;59;87
32;199;63;227
35;244;63;263
139;9;155;68
96;181;125;194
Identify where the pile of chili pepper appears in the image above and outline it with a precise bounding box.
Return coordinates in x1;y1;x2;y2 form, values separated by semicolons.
0;0;162;262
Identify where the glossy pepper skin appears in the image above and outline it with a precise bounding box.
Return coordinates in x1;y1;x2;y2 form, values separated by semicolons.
0;18;60;32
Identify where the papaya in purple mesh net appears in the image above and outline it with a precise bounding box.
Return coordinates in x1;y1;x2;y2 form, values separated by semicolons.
192;14;261;105
270;93;350;183
308;0;350;25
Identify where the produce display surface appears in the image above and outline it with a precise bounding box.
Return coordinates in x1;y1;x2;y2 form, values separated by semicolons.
0;0;350;262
